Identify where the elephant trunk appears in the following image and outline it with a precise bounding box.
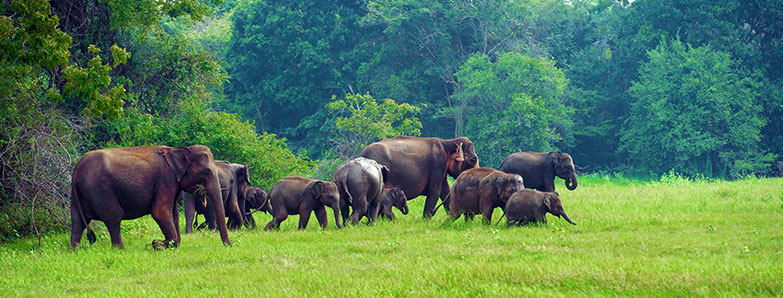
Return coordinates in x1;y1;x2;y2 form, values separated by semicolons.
401;204;409;215
561;212;576;225
332;203;343;229
565;175;578;190
206;174;232;246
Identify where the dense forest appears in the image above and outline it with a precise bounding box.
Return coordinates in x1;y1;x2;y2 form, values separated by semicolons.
1;0;782;239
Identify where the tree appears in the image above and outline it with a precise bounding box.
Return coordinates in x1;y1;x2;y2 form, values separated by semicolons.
326;93;421;158
454;52;571;167
620;39;771;177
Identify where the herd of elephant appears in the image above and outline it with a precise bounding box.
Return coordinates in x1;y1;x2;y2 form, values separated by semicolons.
69;136;578;249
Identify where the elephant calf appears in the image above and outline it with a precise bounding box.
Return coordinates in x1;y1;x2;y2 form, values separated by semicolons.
264;177;342;230
242;186;271;228
446;167;524;224
378;187;408;221
504;189;576;227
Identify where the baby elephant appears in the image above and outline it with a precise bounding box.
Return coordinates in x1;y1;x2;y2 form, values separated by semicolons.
447;167;524;224
378;187;408;221
264;177;343;230
505;189;576;227
242;187;270;228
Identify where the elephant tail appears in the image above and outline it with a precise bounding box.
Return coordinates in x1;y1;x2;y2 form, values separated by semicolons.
495;212;506;226
340;180;353;204
72;182;96;244
432;192;450;214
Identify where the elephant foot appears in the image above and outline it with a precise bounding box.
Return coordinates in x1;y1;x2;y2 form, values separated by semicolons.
151;239;175;250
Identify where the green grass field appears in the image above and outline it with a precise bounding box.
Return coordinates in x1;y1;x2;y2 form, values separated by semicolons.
2;176;782;297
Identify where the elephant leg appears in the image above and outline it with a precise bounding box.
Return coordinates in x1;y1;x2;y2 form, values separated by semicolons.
69;201;89;248
90;193;125;248
440;179;451;213
246;213;256;229
339;197;350;226
349;195;368;224
225;191;243;230
481;205;495;225
314;206;328;229
298;208;312;230
422;170;445;218
465;214;475;222
150;194;179;248
264;212;287;231
172;204;181;246
367;198;381;225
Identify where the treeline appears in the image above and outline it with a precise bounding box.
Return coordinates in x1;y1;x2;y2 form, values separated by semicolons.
2;0;782;239
217;0;782;177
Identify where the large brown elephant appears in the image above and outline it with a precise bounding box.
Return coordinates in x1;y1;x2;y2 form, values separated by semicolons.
445;167;524;224
70;145;231;249
263;177;342;230
504;189;576;227
182;161;249;233
498;151;578;192
333;157;388;225
359;136;479;218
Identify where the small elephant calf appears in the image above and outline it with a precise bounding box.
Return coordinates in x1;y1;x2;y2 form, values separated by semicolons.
242;187;270;228
504;189;576;227
264;177;343;230
378;187;408;221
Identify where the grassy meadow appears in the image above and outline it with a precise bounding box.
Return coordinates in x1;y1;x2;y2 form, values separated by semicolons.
2;176;782;297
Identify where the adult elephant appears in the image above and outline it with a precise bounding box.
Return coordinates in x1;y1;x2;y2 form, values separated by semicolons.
182;161;249;233
360;136;480;218
70;145;231;249
498;152;578;193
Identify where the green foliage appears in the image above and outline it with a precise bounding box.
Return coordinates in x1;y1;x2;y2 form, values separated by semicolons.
62;44;130;120
100;97;313;190
620;39;772;178
225;0;366;134
454;52;572;167
326;93;422;158
0;0;79;240
103;0;222;30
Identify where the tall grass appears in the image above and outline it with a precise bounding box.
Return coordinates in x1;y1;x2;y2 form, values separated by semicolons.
1;177;782;296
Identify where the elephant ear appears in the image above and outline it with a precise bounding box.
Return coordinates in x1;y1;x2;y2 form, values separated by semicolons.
158;147;190;183
454;142;465;162
380;165;390;183
243;164;251;184
543;194;553;212
548;152;563;169
308;181;325;200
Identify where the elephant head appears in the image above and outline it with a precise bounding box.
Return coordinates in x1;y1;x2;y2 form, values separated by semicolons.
159;145;231;245
496;174;525;204
246;187;271;214
445;138;480;179
544;193;576;225
384;187;408;215
549;152;578;190
307;180;342;229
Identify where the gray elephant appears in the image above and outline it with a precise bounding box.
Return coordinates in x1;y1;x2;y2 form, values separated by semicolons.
498;151;578;192
378;187;408;221
504;189;576;227
263;177;342;230
333;157;388;225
